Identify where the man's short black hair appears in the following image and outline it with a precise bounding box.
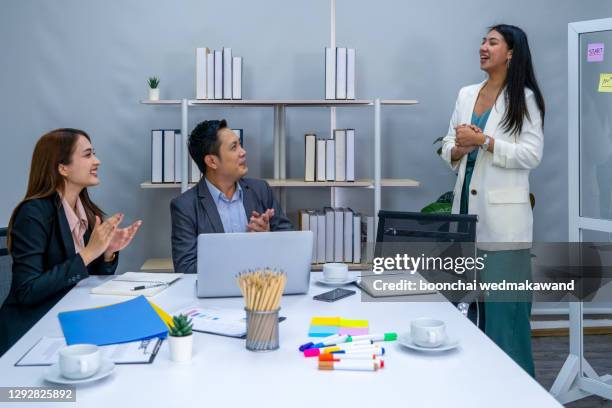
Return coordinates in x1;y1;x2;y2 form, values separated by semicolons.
188;119;228;174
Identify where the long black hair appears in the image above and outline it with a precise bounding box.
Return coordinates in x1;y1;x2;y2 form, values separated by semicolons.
490;24;545;135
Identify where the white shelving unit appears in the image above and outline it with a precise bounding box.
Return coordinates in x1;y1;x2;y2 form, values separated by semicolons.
139;1;420;271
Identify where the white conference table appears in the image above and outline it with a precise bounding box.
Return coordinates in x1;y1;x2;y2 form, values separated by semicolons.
0;273;562;408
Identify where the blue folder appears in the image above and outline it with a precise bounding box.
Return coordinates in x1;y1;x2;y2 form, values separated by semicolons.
58;296;169;346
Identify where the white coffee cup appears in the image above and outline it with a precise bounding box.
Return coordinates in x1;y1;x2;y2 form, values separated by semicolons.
410;318;447;348
58;344;101;380
323;263;349;282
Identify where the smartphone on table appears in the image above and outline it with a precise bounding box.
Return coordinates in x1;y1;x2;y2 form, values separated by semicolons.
313;288;356;302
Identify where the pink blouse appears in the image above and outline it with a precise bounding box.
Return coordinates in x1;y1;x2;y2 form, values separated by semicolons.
61;197;88;253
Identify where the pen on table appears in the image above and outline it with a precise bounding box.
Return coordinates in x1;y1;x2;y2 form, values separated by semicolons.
131;283;167;291
318;360;384;371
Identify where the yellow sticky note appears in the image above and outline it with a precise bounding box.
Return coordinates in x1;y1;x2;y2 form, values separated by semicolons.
311;317;340;326
340;318;369;328
598;73;612;92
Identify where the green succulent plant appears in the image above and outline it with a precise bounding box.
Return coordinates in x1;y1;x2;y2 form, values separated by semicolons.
169;314;193;337
148;77;160;89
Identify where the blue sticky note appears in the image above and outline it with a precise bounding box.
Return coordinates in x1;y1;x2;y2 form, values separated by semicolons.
58;296;168;346
308;325;340;337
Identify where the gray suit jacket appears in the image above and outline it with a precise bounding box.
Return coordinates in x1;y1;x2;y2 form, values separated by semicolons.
170;177;293;274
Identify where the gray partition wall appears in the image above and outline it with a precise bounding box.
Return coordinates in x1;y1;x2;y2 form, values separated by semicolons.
1;0;612;273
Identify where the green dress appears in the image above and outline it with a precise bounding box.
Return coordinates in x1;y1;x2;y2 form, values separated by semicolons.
459;109;535;377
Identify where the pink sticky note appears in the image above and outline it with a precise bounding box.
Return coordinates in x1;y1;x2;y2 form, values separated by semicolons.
588;43;604;62
339;327;369;336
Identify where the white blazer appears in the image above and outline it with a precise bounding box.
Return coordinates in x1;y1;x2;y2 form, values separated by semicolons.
441;80;544;249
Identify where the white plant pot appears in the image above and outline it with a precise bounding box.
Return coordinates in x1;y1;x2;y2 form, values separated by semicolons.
149;88;160;101
168;335;192;362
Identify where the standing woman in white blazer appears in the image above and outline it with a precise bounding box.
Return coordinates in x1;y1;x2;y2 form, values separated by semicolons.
441;24;545;376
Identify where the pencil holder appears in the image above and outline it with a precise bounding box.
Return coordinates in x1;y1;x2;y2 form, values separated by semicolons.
245;307;280;352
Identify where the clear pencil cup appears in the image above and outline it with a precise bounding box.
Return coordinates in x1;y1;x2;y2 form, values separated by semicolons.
245;308;280;352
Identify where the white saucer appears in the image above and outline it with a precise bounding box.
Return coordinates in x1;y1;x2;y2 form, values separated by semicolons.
316;277;358;286
398;331;460;352
44;358;115;385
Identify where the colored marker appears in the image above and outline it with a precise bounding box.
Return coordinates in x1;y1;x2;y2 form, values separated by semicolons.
319;360;384;371
299;342;315;352
319;353;380;361
312;334;350;348
303;341;375;357
347;333;398;343
331;346;385;356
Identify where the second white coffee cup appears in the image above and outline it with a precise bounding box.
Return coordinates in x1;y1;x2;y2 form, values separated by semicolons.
58;344;101;380
410;318;447;348
323;263;349;282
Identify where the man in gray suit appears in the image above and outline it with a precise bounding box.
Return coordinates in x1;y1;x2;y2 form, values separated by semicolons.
170;120;293;274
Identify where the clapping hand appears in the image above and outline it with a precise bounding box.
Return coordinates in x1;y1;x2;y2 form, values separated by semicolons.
247;209;275;232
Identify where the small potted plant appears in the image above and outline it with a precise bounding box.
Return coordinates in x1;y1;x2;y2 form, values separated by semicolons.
168;314;193;362
148;76;160;101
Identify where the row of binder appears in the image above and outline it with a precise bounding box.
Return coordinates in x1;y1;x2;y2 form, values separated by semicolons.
151;129;243;183
195;47;242;100
299;208;374;264
325;47;356;100
304;129;355;182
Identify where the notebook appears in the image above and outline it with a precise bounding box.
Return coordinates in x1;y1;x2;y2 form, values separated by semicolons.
58;296;168;346
91;272;182;297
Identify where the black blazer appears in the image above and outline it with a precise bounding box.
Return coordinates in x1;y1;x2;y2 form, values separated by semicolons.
170;177;293;274
0;194;118;357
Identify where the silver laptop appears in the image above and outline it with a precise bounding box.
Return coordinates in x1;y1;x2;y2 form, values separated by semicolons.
196;231;313;298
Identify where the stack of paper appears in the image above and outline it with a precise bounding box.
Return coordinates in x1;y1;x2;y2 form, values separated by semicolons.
91;272;182;297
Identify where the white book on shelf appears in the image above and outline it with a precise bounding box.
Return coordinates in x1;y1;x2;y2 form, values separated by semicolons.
207;52;215;100
196;47;209;99
324;207;335;263
304;134;316;182
316;211;326;264
347;48;356;100
214;50;223;99
346;128;355;182
223;47;232;100
316;138;326;182
343;208;353;262
325;47;336;99
190;158;201;184
309;210;318;262
151;130;163;183
336;47;347;99
334;208;344;263
174;131;182;183
299;209;310;231
362;215;375;263
232;56;242;100
325;139;335;181
163;130;175;183
353;213;361;263
334;129;346;181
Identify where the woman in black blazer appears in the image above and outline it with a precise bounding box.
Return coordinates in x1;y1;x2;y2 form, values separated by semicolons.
0;128;141;356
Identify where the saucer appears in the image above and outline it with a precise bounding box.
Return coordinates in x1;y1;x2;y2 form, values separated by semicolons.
44;358;115;385
316;277;358;286
398;331;460;352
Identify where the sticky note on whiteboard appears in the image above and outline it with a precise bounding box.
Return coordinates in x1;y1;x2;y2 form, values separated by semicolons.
588;43;604;62
599;73;612;93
